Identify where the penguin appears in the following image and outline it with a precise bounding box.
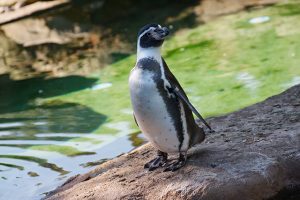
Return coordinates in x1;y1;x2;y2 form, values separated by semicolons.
129;24;213;172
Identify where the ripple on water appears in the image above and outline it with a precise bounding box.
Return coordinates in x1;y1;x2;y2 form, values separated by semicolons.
0;74;145;199
236;72;260;92
0;101;108;200
282;76;300;89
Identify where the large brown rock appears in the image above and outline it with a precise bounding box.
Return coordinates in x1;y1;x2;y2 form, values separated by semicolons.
45;85;300;200
197;0;279;21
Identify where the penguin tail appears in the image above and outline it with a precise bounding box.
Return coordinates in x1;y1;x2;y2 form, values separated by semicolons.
195;118;215;133
192;121;205;145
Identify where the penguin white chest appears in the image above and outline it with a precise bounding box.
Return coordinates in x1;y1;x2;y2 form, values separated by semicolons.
129;69;184;153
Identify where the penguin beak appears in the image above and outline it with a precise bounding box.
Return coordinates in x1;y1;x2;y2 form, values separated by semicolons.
154;27;170;40
161;27;170;38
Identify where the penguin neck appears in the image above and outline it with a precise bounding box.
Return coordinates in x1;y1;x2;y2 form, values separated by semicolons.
137;46;162;64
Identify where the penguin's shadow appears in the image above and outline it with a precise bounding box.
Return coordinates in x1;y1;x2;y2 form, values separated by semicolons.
160;147;217;168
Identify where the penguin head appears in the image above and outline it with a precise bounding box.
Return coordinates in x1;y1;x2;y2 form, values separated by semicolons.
137;24;169;48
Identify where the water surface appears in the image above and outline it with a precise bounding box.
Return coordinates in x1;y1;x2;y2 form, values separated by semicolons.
0;75;145;200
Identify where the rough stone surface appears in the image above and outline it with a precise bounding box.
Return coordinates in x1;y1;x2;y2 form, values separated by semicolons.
45;85;300;200
197;0;279;21
1;18;71;46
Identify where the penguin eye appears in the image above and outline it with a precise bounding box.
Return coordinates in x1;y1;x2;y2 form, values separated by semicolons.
146;32;151;36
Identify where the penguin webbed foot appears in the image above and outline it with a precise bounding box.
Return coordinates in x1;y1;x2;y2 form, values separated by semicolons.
208;129;215;133
144;151;168;171
163;153;187;172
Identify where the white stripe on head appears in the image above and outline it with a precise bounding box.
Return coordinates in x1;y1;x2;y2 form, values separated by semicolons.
137;26;161;63
137;27;155;49
137;24;162;49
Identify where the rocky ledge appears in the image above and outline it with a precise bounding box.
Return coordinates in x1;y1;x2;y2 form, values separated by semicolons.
46;85;300;200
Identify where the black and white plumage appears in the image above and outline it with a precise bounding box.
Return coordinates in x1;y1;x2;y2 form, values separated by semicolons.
129;24;213;171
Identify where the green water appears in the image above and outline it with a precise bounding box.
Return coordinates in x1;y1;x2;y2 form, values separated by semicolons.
52;1;300;130
0;75;145;199
1;1;300;199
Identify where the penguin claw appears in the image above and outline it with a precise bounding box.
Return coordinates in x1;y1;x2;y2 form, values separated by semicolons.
163;153;187;172
144;155;167;171
163;161;185;172
208;129;216;133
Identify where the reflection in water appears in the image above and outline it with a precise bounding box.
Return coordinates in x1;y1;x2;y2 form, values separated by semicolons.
129;131;146;147
282;76;300;89
0;162;24;170
236;72;260;92
0;155;69;175
0;101;107;134
0;75;145;200
0;74;98;113
0;101;106;200
80;158;109;168
0;100;143;200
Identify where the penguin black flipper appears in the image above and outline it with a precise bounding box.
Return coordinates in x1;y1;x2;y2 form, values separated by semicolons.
162;58;214;132
172;86;213;132
133;113;139;127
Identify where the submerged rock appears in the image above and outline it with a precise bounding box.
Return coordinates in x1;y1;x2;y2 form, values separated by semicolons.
45;84;300;200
